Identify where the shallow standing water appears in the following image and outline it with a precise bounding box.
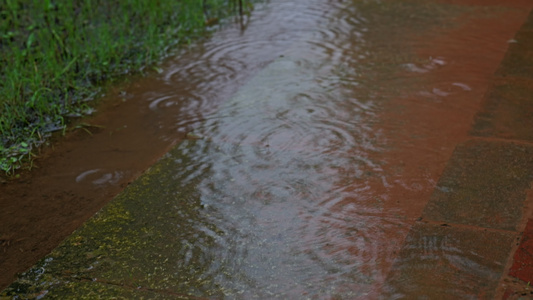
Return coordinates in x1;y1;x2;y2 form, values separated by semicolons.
2;0;533;298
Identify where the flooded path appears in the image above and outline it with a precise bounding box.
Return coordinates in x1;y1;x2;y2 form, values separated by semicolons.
2;0;533;298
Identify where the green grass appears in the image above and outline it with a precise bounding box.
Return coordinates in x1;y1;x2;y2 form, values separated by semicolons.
0;0;251;174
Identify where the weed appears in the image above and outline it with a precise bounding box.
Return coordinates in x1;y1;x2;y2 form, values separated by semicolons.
0;0;253;174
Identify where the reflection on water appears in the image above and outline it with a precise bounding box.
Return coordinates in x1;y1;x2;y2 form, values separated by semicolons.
162;2;391;296
136;0;487;297
162;138;396;297
4;0;529;298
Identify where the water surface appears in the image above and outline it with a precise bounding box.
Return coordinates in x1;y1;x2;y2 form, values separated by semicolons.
2;0;532;298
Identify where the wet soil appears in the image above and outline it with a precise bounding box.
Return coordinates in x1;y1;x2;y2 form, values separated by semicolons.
0;82;180;289
2;0;533;296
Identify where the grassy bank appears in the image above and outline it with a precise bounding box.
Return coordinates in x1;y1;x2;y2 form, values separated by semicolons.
0;0;250;174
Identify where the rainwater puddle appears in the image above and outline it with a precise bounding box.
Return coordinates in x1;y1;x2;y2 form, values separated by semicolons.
2;0;533;298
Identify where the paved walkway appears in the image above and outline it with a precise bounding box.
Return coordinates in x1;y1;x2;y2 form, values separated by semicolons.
2;4;533;300
382;11;533;298
385;11;533;298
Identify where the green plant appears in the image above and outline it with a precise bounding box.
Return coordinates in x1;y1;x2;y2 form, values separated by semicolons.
0;0;254;174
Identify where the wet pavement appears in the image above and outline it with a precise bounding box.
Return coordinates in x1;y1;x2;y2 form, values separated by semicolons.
2;0;533;299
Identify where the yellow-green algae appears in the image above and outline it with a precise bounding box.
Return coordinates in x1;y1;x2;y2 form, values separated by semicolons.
2;140;231;298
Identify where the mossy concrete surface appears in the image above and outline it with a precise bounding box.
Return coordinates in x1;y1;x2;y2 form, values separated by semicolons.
0;140;231;299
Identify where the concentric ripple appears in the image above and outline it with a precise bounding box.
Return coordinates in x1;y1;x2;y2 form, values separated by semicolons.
77;0;513;298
